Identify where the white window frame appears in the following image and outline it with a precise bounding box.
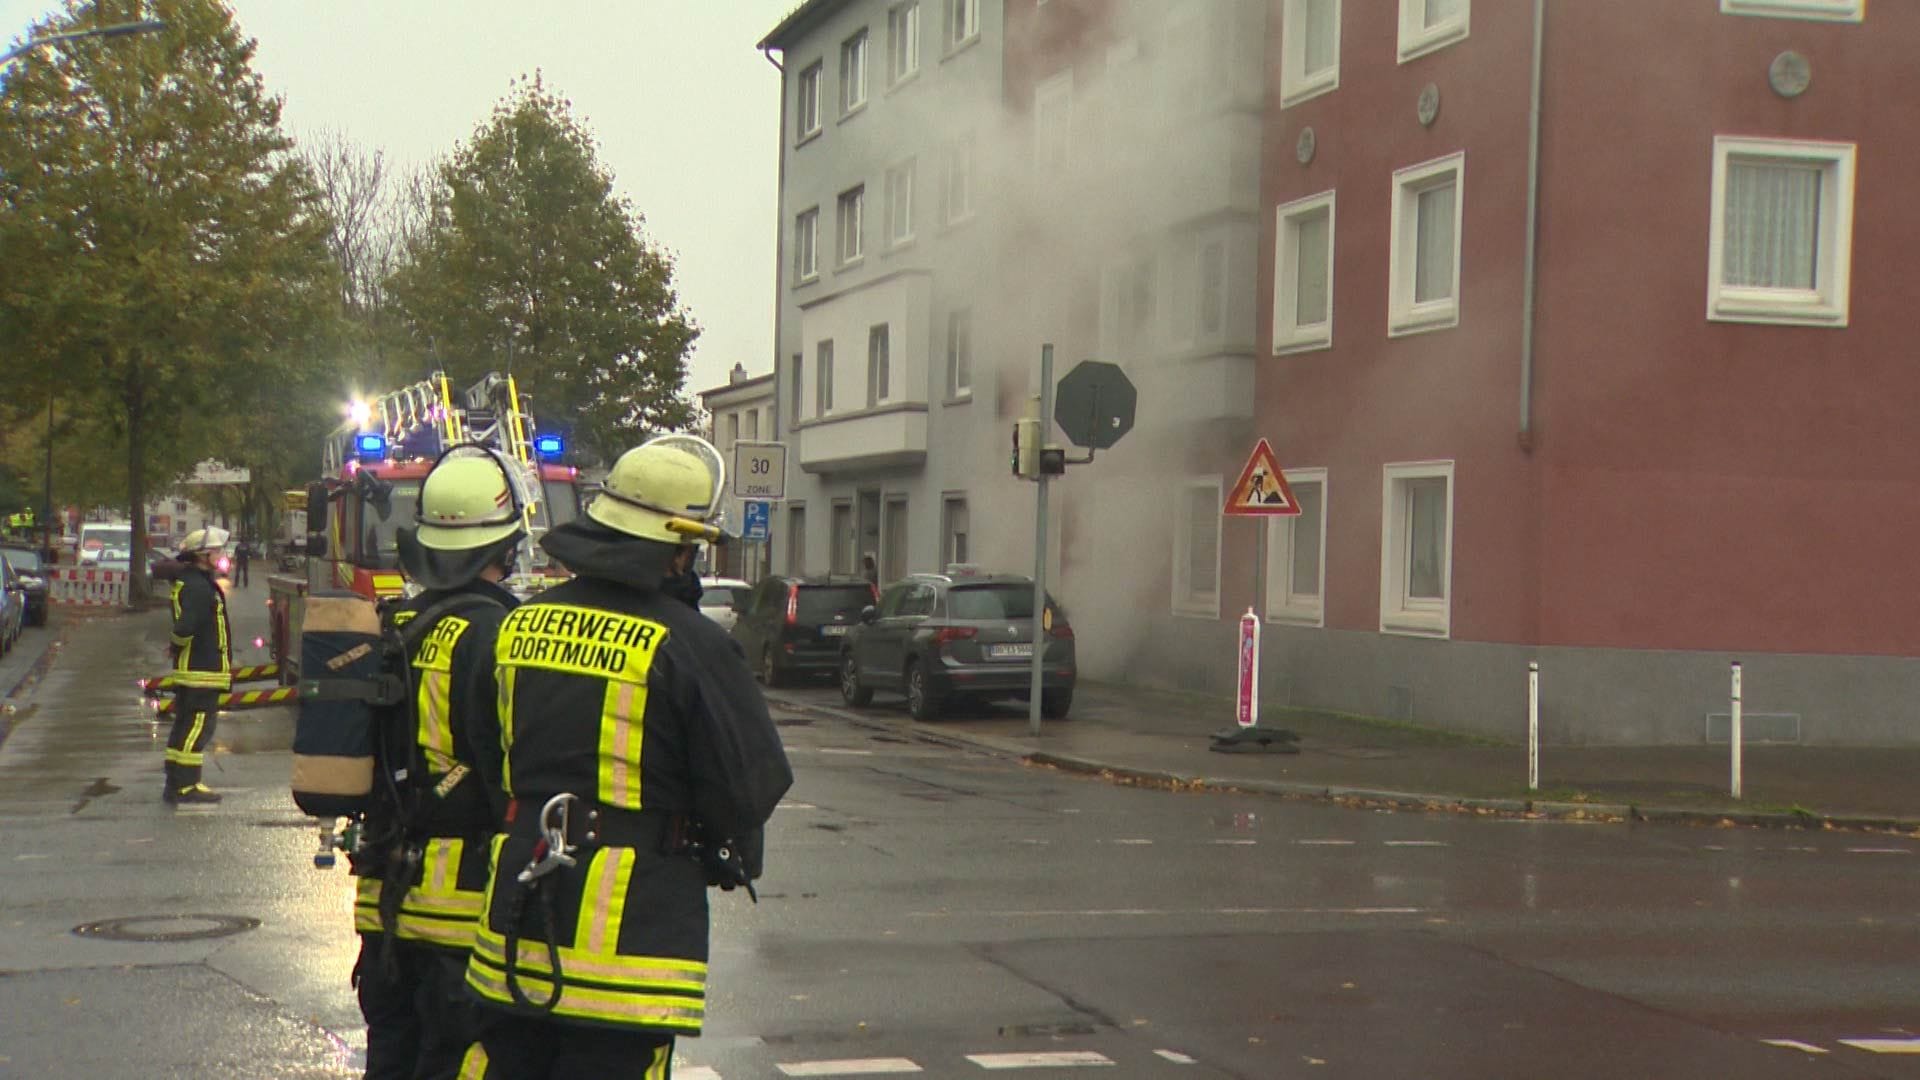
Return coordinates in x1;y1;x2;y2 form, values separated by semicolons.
941;495;969;567
1280;0;1341;107
1379;461;1453;638
1173;477;1223;619
816;339;835;416
796;62;823;142
837;185;865;265
1397;0;1470;63
794;206;819;283
1266;468;1327;627
840;30;869;116
1273;190;1335;353
1719;0;1863;22
1198;237;1228;341
885;159;915;247
867;323;891;406
1033;70;1073;179
1388;152;1464;338
946;307;972;399
948;0;981;52
945;133;974;224
888;2;922;85
1706;136;1855;328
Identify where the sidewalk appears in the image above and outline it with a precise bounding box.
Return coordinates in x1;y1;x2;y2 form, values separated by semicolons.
766;680;1920;834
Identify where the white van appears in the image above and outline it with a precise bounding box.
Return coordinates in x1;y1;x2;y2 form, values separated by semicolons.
79;522;133;570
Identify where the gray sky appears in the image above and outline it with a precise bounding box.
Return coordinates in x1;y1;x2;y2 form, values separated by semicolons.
2;0;800;400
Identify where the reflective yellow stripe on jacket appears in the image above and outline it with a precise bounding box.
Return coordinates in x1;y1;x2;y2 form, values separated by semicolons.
466;839;707;1030
408;614;471;774
354;837;489;950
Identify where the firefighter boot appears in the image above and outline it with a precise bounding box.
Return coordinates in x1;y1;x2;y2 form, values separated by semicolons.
163;764;222;805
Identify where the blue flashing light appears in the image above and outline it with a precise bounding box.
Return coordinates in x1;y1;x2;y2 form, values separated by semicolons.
355;432;388;459
533;434;564;459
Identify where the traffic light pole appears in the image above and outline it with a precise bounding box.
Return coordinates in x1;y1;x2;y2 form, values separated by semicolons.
1028;344;1054;737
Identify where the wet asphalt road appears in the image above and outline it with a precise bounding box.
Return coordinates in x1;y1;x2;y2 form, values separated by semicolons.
0;589;1917;1078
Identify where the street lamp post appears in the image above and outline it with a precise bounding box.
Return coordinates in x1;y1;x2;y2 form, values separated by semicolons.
1;19;165;68
6;18;166;562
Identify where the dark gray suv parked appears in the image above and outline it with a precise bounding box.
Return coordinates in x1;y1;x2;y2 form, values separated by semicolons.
838;572;1075;720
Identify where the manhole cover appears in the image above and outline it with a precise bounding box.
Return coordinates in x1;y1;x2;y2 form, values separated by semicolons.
73;914;261;943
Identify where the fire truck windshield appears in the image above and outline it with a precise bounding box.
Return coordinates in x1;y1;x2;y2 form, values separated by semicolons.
360;482;420;569
541;477;580;527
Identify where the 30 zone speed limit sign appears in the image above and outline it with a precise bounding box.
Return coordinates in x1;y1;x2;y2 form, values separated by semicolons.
731;441;788;500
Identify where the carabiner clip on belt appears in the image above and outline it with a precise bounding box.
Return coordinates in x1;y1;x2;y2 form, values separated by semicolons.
504;793;578;1012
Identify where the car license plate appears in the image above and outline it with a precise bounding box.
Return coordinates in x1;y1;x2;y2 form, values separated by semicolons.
821;625;850;636
988;644;1033;659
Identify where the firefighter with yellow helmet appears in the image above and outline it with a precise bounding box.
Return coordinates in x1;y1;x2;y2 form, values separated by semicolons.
164;526;233;805
458;433;792;1077
353;444;525;1080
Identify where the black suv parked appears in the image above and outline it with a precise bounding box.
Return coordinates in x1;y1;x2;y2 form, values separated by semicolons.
837;571;1075;721
731;575;880;687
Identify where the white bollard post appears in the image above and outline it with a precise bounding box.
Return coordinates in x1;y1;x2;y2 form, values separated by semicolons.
1527;661;1539;792
1729;660;1743;800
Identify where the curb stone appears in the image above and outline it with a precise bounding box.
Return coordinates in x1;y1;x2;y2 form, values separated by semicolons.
765;693;1920;837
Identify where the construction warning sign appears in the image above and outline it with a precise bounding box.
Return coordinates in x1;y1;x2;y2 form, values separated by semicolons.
1223;439;1302;517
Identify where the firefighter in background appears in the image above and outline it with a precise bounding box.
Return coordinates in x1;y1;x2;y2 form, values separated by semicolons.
353;447;527;1080
164;527;232;805
458;434;792;1078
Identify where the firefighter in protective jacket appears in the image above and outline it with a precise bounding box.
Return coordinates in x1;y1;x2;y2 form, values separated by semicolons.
458;434;792;1078
164;527;232;805
354;446;525;1080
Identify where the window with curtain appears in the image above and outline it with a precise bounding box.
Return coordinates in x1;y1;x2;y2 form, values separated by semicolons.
1282;0;1340;107
947;308;972;396
840;30;868;114
816;340;834;414
867;324;890;406
794;208;818;280
797;63;822;138
1398;0;1469;61
1274;191;1334;352
888;2;920;83
1390;153;1463;335
1723;162;1820;289
1413;180;1457;304
1176;481;1221;614
838;186;864;263
1266;472;1327;624
1708;136;1854;326
1381;462;1452;636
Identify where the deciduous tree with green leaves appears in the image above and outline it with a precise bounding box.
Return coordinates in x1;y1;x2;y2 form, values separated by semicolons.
0;0;340;601
389;75;698;463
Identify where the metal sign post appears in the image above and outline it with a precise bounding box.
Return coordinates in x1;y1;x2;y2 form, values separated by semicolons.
1028;345;1055;738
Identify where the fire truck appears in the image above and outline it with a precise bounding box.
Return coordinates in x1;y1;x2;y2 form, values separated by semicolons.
265;371;583;682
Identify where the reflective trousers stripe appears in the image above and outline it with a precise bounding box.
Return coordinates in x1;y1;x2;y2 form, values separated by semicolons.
465;961;704;1031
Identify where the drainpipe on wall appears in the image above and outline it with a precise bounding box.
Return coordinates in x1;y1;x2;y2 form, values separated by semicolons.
764;43;787;449
1518;0;1544;454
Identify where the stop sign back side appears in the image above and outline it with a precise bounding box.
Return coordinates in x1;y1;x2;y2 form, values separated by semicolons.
1054;360;1137;450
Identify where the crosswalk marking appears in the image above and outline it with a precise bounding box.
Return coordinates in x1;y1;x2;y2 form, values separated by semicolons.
776;1058;924;1076
1760;1040;1828;1054
1840;1037;1920;1053
1154;1049;1198;1064
675;1067;723;1080
1384;840;1448;847
965;1051;1116;1069
1296;839;1355;846
1845;847;1911;855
